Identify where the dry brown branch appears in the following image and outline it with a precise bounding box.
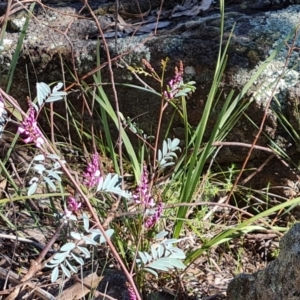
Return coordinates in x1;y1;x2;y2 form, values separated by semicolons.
0;267;55;299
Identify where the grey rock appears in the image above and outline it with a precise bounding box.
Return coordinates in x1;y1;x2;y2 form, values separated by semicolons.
226;224;300;300
271;0;300;4
96;270;131;300
1;1;300;191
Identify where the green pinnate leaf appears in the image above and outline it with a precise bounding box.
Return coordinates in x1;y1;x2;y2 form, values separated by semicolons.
82;212;90;232
27;181;38;196
60;263;71;278
157;138;181;169
36;82;67;106
77;246;90;258
70;232;82;240
65;259;77;273
138;251;148;265
60;242;76;252
155;230;168;239
98;229;114;244
97;173;131;198
82;236;98;246
51;266;59;283
70;252;84;265
44;176;56;191
148;259;169;271
37;82;51;107
151;245;158;260
143;267;158;277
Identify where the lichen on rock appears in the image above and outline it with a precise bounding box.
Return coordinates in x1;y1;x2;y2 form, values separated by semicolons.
232;5;300;107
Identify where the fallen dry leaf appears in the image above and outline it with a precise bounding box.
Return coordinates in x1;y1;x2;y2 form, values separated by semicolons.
56;272;103;300
171;0;213;17
200;0;213;11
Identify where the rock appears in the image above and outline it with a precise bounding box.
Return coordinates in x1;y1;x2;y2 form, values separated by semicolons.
95;270;131;300
271;0;300;5
226;223;300;300
1;1;300;191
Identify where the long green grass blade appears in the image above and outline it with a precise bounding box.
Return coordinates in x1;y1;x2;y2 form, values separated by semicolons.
91;75;141;181
6;2;35;93
173;0;294;238
185;196;300;264
173;1;229;237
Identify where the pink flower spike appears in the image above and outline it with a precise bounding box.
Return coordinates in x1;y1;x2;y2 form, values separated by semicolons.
64;209;72;219
127;284;137;300
144;201;163;228
163;61;184;101
133;166;155;208
18;104;44;148
68;196;82;212
83;152;102;188
18;127;25;134
36;137;44;148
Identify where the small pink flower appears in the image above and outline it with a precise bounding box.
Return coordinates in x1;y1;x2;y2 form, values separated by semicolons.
63;208;72;219
83;152;102;188
163;61;184;101
18;104;44;148
63;196;81;220
133;166;155;208
144;201;163;228
133;165;163;228
68;196;81;212
127;283;137;300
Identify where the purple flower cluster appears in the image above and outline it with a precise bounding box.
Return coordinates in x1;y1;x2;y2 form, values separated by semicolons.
83;152;102;188
144;201;163;229
133;166;155;208
163;61;184;101
133;166;163;228
127;284;137;300
18;104;44;148
64;196;82;218
68;196;82;212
